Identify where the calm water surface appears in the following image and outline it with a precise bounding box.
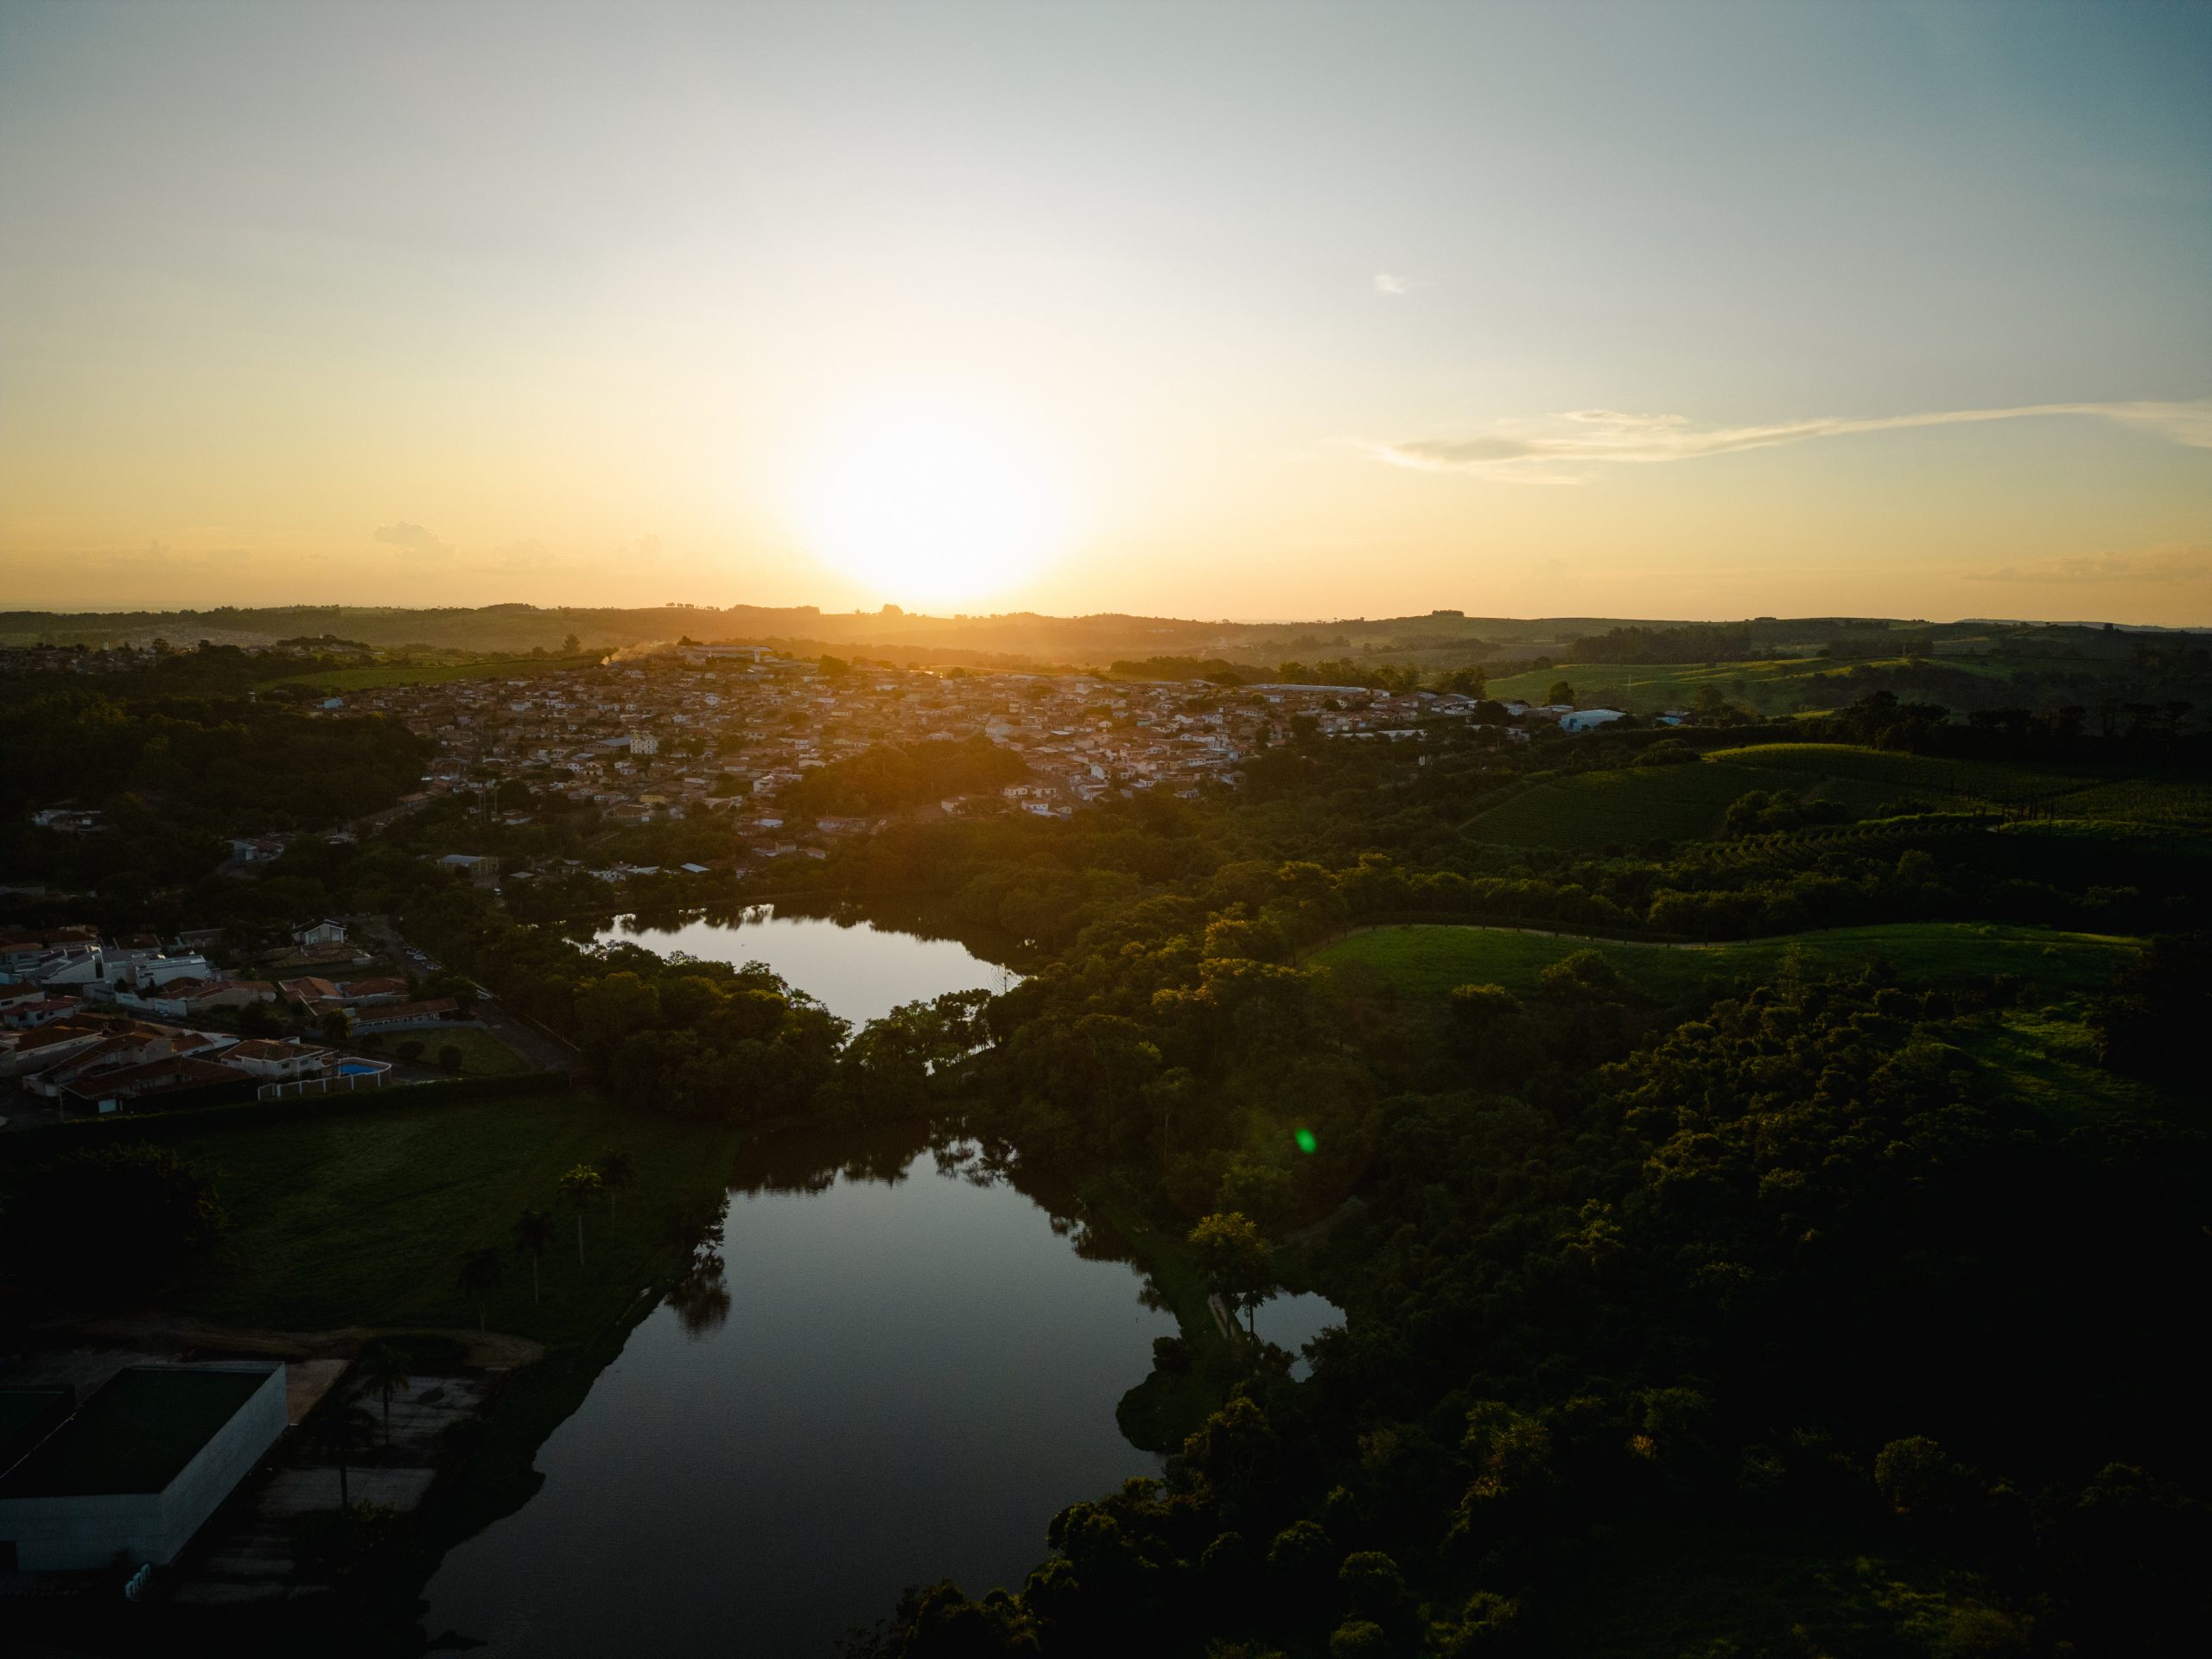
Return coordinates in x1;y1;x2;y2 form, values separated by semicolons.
422;1129;1183;1656
596;906;1017;1026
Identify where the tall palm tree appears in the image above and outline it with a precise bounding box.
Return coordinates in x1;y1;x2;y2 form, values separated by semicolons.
353;1342;414;1448
511;1209;555;1303
558;1166;602;1266
458;1246;505;1334
305;1397;378;1510
595;1149;635;1222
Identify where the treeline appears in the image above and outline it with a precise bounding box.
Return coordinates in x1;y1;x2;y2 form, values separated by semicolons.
1567;622;1769;664
779;735;1029;817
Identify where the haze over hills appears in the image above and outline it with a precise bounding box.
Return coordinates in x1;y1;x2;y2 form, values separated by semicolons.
4;601;2204;664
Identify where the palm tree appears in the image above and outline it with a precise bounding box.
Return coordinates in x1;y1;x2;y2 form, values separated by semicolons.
458;1246;505;1334
353;1342;413;1448
305;1397;378;1510
595;1149;634;1222
558;1166;603;1266
511;1208;555;1303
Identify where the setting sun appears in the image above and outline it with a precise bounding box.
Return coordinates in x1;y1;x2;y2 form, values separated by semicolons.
791;398;1067;607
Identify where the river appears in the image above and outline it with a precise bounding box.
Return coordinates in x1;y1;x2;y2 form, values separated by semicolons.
424;916;1338;1652
422;1129;1178;1655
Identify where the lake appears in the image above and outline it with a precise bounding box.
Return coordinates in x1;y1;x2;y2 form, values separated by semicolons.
420;1128;1184;1656
595;906;1019;1027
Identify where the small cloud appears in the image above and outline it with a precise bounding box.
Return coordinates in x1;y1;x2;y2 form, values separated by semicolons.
1367;399;2212;484
479;538;556;575
616;532;664;564
372;520;455;560
1966;546;2210;585
1373;272;1428;298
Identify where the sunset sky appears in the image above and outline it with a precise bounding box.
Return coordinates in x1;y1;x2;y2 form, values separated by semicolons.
3;2;2207;623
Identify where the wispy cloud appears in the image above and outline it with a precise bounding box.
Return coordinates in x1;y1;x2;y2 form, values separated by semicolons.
1373;272;1427;298
1966;546;2210;586
372;519;454;560
1369;400;2212;482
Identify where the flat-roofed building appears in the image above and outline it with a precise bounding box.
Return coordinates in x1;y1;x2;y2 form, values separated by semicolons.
0;1362;286;1572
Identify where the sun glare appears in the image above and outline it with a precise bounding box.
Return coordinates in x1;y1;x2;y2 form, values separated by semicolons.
792;399;1066;607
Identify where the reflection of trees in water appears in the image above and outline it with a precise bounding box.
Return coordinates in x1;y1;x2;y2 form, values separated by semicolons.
723;1120;938;1198
665;1241;732;1339
715;1123;1147;1271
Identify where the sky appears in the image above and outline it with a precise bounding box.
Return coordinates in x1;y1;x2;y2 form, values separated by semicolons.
2;1;2208;624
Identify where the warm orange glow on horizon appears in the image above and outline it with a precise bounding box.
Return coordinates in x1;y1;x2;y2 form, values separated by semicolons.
789;396;1071;608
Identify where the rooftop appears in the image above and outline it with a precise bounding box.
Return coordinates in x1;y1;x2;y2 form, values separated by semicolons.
0;1364;277;1497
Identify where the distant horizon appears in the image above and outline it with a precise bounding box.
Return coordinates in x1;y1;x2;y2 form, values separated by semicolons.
4;594;2208;636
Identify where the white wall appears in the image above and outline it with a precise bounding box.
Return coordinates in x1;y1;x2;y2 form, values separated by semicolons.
0;1363;285;1573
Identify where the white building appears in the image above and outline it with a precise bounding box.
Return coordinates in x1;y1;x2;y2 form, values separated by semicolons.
1560;709;1626;734
0;1363;287;1573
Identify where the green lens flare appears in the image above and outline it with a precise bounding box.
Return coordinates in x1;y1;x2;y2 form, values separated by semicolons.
1294;1128;1317;1154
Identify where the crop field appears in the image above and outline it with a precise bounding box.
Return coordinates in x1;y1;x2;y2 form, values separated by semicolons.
1461;761;1768;850
1481;658;1884;716
259;653;598;693
1311;921;2136;1003
1717;746;2212;828
2044;775;2212;830
1482;652;2024;717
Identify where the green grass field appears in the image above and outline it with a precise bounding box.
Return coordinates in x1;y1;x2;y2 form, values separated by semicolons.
160;1090;741;1348
259;654;599;693
1483;657;1874;716
1312;922;2136;1003
378;1024;534;1077
1462;760;1766;849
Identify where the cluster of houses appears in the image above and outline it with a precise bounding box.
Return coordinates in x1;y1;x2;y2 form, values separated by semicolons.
0;920;479;1117
321;652;1675;866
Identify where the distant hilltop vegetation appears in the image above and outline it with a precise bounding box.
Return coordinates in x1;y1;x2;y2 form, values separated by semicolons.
2;603;2202;680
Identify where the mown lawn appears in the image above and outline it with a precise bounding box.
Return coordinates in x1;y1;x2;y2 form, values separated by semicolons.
1311;922;2137;1003
161;1090;741;1350
375;1023;533;1077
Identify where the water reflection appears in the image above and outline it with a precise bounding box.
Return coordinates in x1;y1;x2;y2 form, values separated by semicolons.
423;1122;1178;1656
664;1236;732;1340
592;905;1020;1027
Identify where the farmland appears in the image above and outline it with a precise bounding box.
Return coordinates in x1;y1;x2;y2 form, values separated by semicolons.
1479;656;1908;717
1459;744;2211;852
1310;920;2136;1004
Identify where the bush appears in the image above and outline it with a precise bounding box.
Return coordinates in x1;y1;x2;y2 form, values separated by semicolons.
437;1044;465;1071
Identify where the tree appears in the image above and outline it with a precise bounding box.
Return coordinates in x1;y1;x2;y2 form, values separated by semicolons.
304;1397;378;1511
596;1148;635;1221
0;1143;226;1291
559;1166;603;1265
458;1247;505;1334
563;632;581;654
353;1341;413;1446
437;1043;464;1071
511;1207;556;1303
1188;1211;1274;1339
318;1007;353;1046
1546;680;1574;707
